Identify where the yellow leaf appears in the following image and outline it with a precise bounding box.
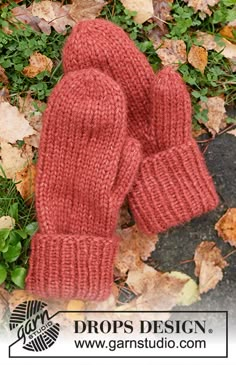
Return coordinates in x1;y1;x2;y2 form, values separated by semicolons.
66;300;86;320
120;0;153;24
168;271;200;306
0;101;35;143
188;45;208;74
215;208;236;247
23;52;53;78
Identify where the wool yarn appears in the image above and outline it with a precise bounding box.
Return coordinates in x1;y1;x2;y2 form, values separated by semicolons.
129;67;219;233
63;19;219;234
26;68;140;299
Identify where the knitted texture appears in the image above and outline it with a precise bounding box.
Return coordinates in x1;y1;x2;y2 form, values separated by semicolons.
63;19;218;234
26;68;140;299
129;67;219;233
63;18;155;154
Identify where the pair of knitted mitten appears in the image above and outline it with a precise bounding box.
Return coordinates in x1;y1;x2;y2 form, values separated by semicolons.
26;19;219;300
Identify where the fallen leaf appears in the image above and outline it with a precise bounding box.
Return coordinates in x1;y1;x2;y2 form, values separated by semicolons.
0;102;35;144
194;241;228;277
15;163;36;202
153;0;173;29
117;200;133;229
184;0;220;17
126;264;159;294
0;66;9;85
120;0;153;24
157;39;187;69
0;288;10;321
70;0;107;22
196;31;236;62
199;96;227;135
0;216;15;230
188;45;208;74
23;52;53;78
215;208;236;247
11;5;42;33
220;26;236;42
0;88;10;103
0;142;33;180
66;300;85;321
134;271;187;311
18;95;44;148
115;225;157;275
199;260;223;294
12;2;75;35
168;271;200;306
87;293;117;311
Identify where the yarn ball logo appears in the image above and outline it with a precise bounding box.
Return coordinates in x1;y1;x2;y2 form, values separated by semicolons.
9;300;60;352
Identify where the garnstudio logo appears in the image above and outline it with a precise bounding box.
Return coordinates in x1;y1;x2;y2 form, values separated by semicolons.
9;300;60;352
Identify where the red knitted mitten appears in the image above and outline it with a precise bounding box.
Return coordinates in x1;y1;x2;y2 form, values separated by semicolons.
129;67;219;233
62;19;218;234
26;69;140;299
63;19;155;154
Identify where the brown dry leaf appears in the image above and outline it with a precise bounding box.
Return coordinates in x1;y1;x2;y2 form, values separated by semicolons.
70;0;107;22
0;102;35;144
157;39;187;69
0;216;15;230
18;95;44;148
0;88;10;103
115;225;157;275
188;45;208;74
133;271;187;311
215;208;236;247
194;241;228;277
11;5;42;33
0;288;10;321
199;260;223;294
120;0;153;24
199;96;227;135
196;31;236;63
0;66;9;85
0;142;33;180
126;263;160;294
184;0;220;17
15;163;36;202
23;52;53;78
32;1;75;34
117;200;133;229
12;2;75;35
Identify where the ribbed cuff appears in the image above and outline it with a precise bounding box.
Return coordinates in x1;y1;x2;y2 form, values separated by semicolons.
129;140;219;234
26;233;119;300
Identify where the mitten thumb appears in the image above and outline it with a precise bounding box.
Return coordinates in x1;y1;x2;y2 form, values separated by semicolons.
111;138;141;206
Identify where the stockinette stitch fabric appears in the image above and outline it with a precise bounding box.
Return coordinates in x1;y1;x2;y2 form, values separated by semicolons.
63;19;219;234
26;68;140;299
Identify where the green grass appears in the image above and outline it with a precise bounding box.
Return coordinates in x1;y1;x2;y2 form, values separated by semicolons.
0;171;37;291
0;0;235;291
